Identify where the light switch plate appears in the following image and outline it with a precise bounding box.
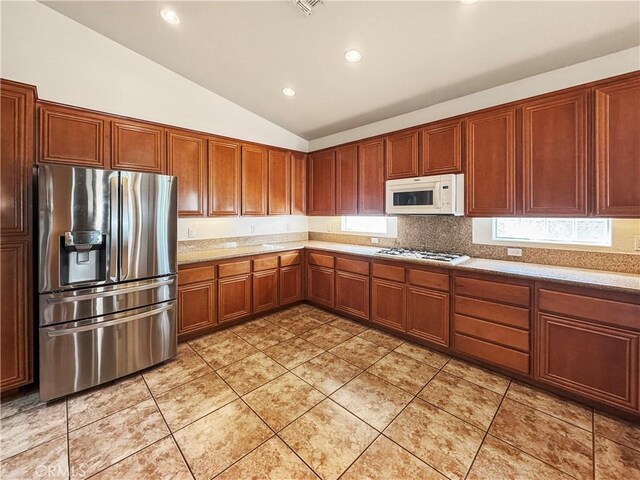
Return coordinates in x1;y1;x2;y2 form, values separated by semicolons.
634;236;640;251
371;237;379;244
507;248;523;257
187;226;196;238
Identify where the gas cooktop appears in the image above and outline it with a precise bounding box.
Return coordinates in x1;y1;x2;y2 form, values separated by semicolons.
376;248;470;264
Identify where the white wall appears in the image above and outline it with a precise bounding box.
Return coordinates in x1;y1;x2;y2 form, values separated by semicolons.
0;1;308;152
309;47;640;150
178;216;309;242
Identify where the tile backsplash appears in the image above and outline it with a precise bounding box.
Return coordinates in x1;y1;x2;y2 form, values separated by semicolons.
309;216;640;274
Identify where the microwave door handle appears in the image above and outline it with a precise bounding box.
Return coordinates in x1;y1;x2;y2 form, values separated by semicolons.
433;182;442;207
109;174;119;282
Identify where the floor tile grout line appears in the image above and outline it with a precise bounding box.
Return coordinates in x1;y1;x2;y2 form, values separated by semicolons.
463;378;511;480
140;373;198;480
334;431;383;480
380;432;456;480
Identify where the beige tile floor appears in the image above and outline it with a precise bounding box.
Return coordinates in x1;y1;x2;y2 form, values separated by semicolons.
1;304;639;480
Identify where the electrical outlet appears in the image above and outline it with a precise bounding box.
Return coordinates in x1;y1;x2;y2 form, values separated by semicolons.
327;223;332;232
187;226;196;238
286;223;291;231
635;236;640;251
371;237;380;244
250;224;256;234
507;248;522;257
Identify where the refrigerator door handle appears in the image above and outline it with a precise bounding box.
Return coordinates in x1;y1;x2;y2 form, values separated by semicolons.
45;303;173;337
44;277;175;305
121;172;130;280
109;173;119;282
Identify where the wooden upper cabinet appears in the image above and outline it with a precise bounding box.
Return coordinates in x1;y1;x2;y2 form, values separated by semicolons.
386;130;419;179
167;129;207;217
595;74;640;217
358;139;385;215
308;150;336;215
465;108;517;216
39;103;109;169
208;138;241;216
111;119;165;173
242;145;268;216
420;119;463;175
1;80;35;237
291;152;306;215
522;90;589;216
268;150;291;215
336;145;358;215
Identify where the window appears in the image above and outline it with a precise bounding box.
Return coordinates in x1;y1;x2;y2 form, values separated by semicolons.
341;216;388;234
493;218;612;246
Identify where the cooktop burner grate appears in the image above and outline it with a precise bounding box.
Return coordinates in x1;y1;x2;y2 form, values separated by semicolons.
376;248;469;264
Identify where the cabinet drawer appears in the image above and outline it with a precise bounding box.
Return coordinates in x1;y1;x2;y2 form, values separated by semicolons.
336;257;370;276
218;260;251;278
280;251;301;267
253;256;278;272
455;314;529;352
408;269;449;292
454;275;530;307
372;263;405;282
538;288;640;331
308;252;335;268
454;333;530;375
455;296;529;330
178;266;215;285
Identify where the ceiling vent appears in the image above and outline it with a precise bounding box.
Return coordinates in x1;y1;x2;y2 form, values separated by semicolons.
291;0;323;16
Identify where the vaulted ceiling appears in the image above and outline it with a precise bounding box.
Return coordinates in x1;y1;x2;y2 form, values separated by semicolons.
43;1;640;140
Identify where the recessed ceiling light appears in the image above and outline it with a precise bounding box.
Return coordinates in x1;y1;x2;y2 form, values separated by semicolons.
160;9;180;25
344;49;363;63
282;87;296;97
460;0;480;4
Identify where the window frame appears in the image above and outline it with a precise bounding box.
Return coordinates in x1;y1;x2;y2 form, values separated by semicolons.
491;217;612;247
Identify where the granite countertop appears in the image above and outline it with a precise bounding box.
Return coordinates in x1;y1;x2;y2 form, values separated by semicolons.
177;240;640;294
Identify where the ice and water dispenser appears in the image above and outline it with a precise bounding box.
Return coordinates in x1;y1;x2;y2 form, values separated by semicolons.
59;230;107;285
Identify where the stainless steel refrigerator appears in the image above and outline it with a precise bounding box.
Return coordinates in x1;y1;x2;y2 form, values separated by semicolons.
37;164;178;401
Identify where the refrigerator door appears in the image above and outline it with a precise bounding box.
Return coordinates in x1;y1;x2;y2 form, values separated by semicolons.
39;300;177;401
38;165;119;293
121;171;177;282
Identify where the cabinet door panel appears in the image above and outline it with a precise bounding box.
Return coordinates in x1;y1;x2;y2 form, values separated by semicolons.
308;151;336;215
208;139;241;216
39;104;109;169
371;278;405;332
336;145;358;215
253;270;279;313
280;266;302;305
167;130;207;216
335;271;370;320
1;240;32;391
386;130;419;179
407;287;449;347
218;275;252;323
595;75;640;217
291;152;307;215
178;281;216;336
420;120;462;175
536;313;639;413
522;90;589;216
358;140;385;215
242;145;268;216
1;82;34;236
268;150;290;215
465;108;517;216
307;265;334;308
112;120;165;173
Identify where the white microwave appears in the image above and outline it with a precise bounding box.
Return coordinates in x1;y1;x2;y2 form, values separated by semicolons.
385;174;464;215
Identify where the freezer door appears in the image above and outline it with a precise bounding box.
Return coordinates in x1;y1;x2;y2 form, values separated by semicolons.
39;301;177;401
121;171;177;282
38;165;119;292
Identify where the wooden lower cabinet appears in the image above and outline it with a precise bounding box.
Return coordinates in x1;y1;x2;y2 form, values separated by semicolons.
280;266;302;305
371;278;406;332
406;287;449;347
335;271;370;320
218;274;252;323
0;239;32;392
307;265;334;308
253;269;279;313
178;281;216;336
